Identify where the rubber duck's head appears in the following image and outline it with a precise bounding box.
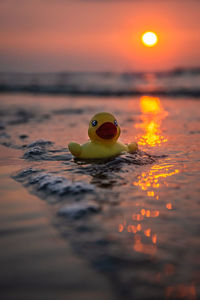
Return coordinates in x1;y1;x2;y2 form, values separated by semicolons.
88;112;121;143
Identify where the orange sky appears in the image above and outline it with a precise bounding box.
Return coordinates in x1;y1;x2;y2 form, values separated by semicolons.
0;0;199;72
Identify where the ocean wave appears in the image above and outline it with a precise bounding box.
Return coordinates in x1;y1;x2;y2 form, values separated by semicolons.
0;68;200;97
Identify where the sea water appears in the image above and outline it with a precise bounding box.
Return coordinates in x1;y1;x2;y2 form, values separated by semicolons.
0;91;199;299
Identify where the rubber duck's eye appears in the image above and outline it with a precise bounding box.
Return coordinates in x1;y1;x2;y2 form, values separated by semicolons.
114;120;118;127
91;120;98;127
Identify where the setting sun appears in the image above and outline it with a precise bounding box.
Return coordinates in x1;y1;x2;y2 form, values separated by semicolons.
142;32;158;47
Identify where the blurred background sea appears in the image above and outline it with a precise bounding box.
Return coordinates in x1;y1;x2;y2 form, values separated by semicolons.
0;68;200;97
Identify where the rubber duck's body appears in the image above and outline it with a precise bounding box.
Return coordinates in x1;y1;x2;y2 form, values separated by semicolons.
68;112;138;159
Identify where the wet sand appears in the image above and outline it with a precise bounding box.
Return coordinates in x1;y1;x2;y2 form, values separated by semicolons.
0;93;200;300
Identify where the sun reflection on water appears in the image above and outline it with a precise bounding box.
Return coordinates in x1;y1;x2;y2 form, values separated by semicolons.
135;96;168;147
118;96;180;256
134;164;180;200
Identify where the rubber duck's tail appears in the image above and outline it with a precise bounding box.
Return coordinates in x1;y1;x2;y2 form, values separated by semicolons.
68;142;82;157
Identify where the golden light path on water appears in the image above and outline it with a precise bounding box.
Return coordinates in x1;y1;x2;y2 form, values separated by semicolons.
135;96;168;147
118;96;180;256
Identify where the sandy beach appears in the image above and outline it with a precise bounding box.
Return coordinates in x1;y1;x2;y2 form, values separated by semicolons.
0;93;199;299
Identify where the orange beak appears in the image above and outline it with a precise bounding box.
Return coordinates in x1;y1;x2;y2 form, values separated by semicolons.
96;122;117;139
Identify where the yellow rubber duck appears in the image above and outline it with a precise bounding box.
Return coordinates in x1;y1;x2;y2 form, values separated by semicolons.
68;112;138;159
